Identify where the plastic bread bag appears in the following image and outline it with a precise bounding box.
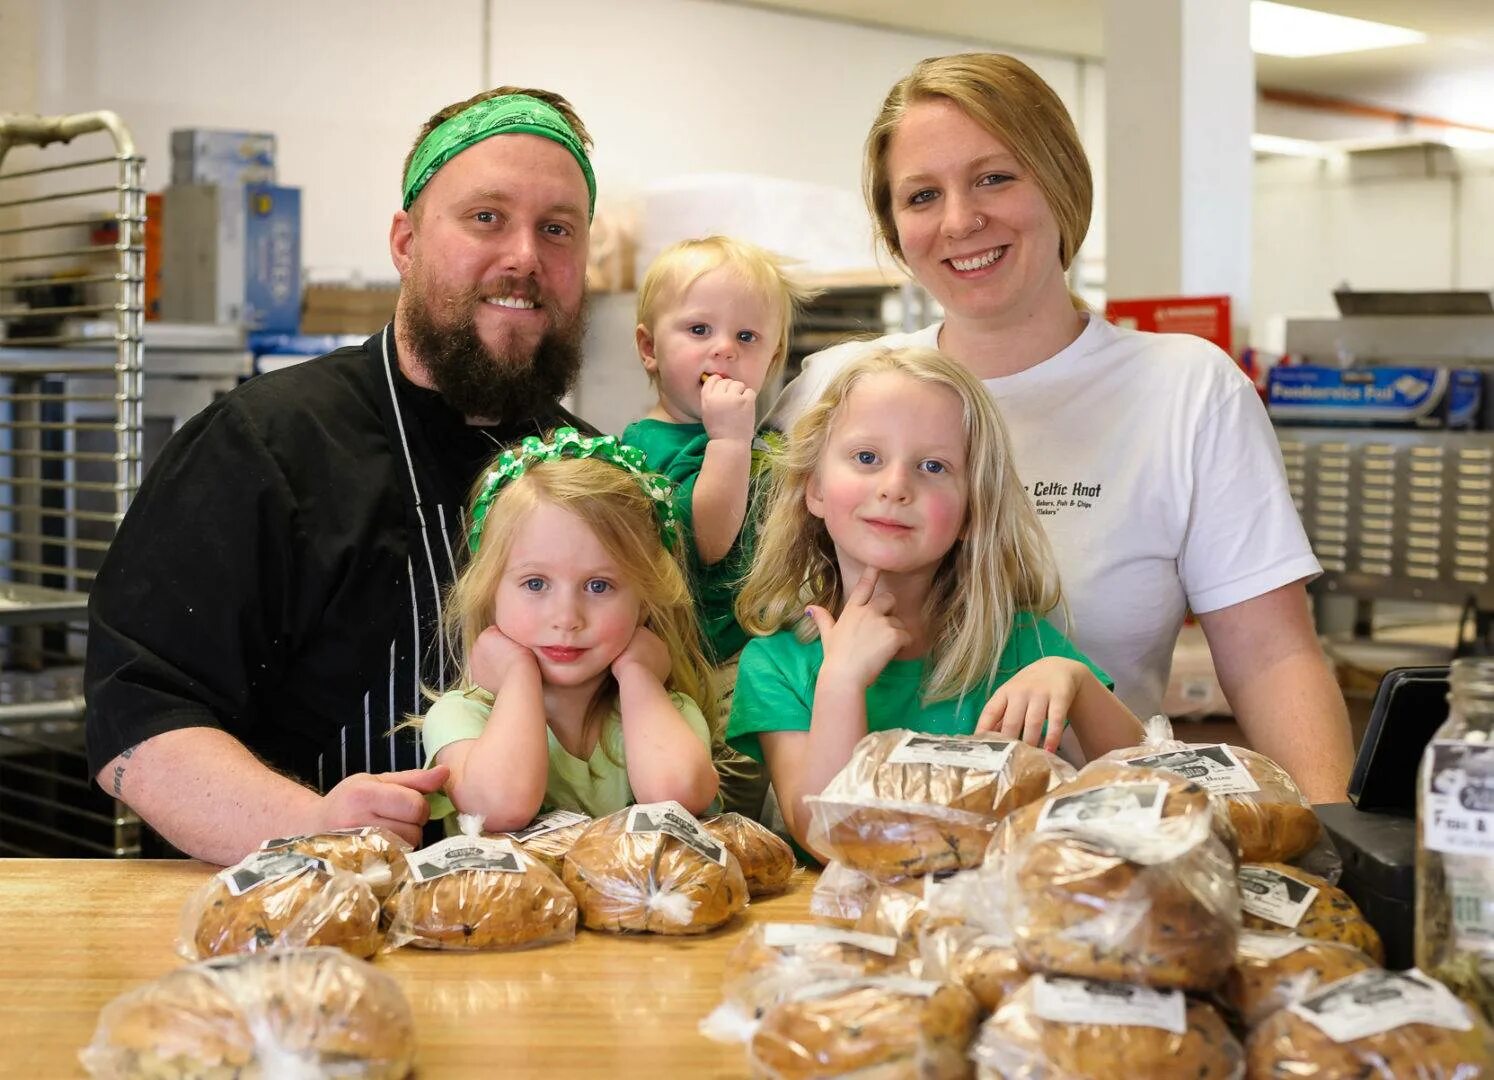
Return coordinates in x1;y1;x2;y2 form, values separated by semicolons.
919;923;1027;1016
1245;968;1494;1079
702;812;797;896
495;809;592;877
1100;715;1335;872
257;826;411;901
989;769;1242;991
987;760;1241;863
747;976;981;1080
1237;862;1384;964
810;861;892;927
80;947;415;1080
853;870;982;954
1223;931;1380;1029
180;848;383;961
804;729;1075;879
700;922;907;1044
562;800;748;934
912;873;1025;1013
971;974;1244;1080
384;813;577;951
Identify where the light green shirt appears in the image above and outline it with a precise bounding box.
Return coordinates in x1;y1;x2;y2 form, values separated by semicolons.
421;687;711;821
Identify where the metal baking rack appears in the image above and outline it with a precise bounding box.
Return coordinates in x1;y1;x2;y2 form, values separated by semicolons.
0;111;145;857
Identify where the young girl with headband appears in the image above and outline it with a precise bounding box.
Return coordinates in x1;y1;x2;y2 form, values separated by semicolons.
416;428;719;830
728;347;1144;857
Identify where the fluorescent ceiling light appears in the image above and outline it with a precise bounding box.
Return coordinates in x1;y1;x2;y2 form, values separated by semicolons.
1251;1;1426;58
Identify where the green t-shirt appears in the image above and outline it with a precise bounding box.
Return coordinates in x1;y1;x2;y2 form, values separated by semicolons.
421;687;712;820
726;612;1111;762
621;419;774;663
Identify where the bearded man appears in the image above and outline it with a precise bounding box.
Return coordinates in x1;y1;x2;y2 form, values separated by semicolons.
85;88;594;864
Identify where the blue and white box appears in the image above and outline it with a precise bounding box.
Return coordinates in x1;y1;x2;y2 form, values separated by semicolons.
161;184;300;333
1268;365;1484;429
170;129;276;187
244;185;300;334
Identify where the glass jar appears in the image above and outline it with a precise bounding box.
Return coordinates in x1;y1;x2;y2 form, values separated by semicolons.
1417;656;1494;1022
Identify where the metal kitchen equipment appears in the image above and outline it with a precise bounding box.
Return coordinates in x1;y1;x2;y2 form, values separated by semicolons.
0;110;145;857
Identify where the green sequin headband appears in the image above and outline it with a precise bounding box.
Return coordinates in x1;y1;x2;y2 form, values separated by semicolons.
467;428;677;554
402;93;597;217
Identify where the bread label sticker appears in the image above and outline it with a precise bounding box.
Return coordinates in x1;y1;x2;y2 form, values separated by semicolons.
761;923;900;957
1290;969;1473;1041
1031;976;1187;1035
218;850;330;896
505;809;591;842
886;732;1016;771
1237;931;1313;960
1125;744;1261;796
1424;740;1494;857
259;825;381;849
1035;782;1167;834
625;800;727;865
1446;865;1494;955
1239;866;1318;928
405;836;523;882
788;976;942;1003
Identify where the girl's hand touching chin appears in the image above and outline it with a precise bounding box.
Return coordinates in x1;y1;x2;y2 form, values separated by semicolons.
806;566;911;691
610;624;671;683
974;656;1088;754
470;625;539;693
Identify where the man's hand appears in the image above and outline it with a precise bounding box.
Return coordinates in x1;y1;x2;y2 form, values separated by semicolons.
469;626;539;695
806;567;910;691
314;765;449;847
700;375;757;443
611;624;671;684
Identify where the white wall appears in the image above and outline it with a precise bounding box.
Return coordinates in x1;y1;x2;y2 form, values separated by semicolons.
15;0;1100;284
1251;147;1494;349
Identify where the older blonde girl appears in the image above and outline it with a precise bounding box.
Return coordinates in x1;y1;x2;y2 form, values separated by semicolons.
730;348;1141;855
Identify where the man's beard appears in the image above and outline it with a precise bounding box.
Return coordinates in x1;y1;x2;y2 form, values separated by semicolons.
401;274;587;423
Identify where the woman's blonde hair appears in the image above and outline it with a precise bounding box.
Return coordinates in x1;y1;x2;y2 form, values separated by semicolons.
637;235;820;384
737;346;1062;703
412;454;716;750
863;53;1092;273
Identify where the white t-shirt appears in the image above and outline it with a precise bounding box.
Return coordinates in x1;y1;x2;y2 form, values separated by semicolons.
767;314;1320;719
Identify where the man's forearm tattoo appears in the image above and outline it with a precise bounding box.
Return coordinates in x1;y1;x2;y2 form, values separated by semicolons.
110;743;138;798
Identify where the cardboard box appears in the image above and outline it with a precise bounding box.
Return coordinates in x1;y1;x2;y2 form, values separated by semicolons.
160;184;301;332
300;284;400;335
170;129;276;188
161;184;244;326
1268;365;1484;429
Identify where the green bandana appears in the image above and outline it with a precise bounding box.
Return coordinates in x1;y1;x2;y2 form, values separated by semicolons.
467;428;677;554
402;94;596;217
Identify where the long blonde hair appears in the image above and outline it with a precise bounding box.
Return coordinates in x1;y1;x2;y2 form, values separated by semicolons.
412;454;716;749
737;346;1062;703
863;53;1092;274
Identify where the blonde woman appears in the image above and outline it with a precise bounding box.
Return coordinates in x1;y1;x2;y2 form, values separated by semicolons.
730;348;1142;856
415;429;719;831
769;53;1353;804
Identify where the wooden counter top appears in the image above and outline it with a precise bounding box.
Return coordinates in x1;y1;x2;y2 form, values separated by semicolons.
0;858;816;1078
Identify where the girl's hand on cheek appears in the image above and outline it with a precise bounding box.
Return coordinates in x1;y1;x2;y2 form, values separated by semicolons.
806;566;910;690
470;626;539;693
974;657;1085;753
611;624;671;684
